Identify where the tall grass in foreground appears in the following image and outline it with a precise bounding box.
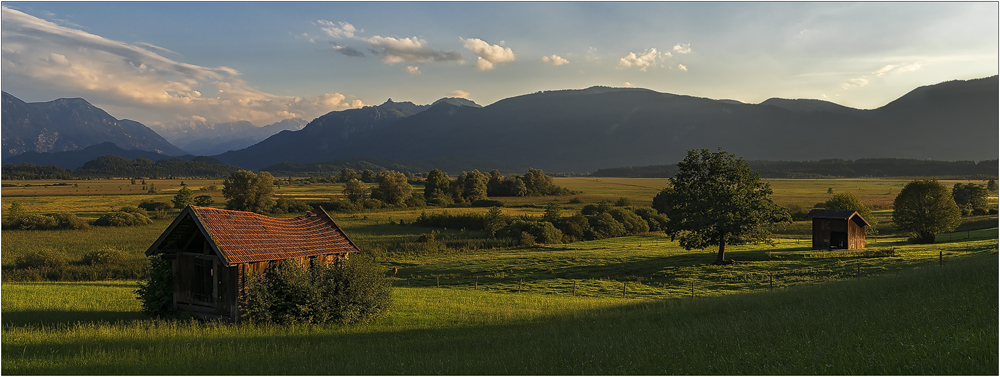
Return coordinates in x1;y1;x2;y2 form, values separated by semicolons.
3;252;996;375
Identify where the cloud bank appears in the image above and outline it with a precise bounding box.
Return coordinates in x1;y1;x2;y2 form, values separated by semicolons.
2;7;364;127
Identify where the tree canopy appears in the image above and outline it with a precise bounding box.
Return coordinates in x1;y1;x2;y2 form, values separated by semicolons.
222;170;277;213
822;192;878;234
653;149;790;264
893;180;961;243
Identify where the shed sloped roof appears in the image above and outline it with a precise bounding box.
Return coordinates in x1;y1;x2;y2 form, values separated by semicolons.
806;209;870;227
147;206;360;266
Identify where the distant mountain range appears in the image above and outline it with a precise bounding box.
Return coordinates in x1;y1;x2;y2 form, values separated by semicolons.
150;118;309;156
4;77;996;174
216;76;998;172
1;91;186;158
2;142;180;169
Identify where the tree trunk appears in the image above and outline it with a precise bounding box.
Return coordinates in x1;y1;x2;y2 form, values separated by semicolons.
715;237;727;265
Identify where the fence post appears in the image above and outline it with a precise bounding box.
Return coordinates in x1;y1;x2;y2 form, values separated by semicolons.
622;281;627;299
691;280;695;298
939;250;943;267
573;280;577;296
437;276;440;288
475;277;478;290
518;279;522;293
769;274;773;292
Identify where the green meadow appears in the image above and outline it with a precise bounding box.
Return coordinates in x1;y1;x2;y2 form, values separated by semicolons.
1;177;997;374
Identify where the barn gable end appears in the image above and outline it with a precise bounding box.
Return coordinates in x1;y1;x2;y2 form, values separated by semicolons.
806;209;870;250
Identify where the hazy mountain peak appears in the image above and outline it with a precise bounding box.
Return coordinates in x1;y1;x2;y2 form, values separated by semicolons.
431;97;482;108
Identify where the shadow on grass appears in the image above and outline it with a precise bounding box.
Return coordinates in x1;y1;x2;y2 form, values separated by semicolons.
2;310;145;328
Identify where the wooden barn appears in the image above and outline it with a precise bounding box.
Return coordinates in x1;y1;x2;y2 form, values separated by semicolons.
145;205;361;320
806;209;870;250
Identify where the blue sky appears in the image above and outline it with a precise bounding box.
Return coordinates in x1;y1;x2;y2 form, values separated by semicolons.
2;2;997;130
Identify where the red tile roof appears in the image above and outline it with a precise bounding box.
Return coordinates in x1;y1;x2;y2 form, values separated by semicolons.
161;206;361;266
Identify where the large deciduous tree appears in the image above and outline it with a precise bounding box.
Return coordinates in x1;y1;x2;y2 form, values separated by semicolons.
423;169;451;201
653;149;790;265
893;180;961;243
222;170;276;213
370;171;412;205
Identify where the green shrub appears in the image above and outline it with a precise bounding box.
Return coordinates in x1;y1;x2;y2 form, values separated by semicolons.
471;199;505;207
241;257;392;325
11;214;58;230
95;206;153;227
81;247;130;266
16;249;68;269
615;197;632;207
135;255;175;317
416;233;436;243
568;197;584;204
138;200;171;212
51;212;89;230
193;195;215;206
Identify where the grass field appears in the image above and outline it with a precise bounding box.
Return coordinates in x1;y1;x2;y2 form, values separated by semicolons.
2;251;995;374
2;176;997;374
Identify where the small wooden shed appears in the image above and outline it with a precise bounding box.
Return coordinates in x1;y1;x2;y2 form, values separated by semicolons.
806;209;870;250
145;205;361;320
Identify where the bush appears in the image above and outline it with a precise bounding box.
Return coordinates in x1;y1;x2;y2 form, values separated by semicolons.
11;214;58;230
81;247;130;266
416;233;436;243
193;195;215;206
471;199;505;207
51;212;89;230
135;255;175;317
272;197;312;214
139;199;171;212
568;197;584;204
16;249;68;269
241;257;392;325
95;206;153;227
615;197;632;207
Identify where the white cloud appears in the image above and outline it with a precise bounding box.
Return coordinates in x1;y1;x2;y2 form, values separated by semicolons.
542;54;569;66
874;62;923;77
317;20;359;39
672;43;691;54
462;38;516;71
841;78;869;89
448;90;470;99
622;82;635;88
404;66;421;75
364;35;462;64
315;20;461;64
617;48;660;72
2;7;365;127
677;63;688;71
873;64;897;77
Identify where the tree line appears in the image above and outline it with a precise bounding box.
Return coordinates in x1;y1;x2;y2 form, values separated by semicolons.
593;158;999;179
2;155;240;180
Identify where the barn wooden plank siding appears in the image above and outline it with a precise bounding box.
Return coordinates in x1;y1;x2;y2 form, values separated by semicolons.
806;209;870;250
145;205;361;320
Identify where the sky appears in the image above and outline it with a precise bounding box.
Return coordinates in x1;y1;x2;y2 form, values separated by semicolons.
2;2;997;130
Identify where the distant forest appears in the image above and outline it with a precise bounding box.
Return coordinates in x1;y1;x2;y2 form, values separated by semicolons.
4;156;997;180
592;159;999;179
2;155;240;180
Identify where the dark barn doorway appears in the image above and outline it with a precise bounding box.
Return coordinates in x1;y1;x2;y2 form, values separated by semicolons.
830;231;848;249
